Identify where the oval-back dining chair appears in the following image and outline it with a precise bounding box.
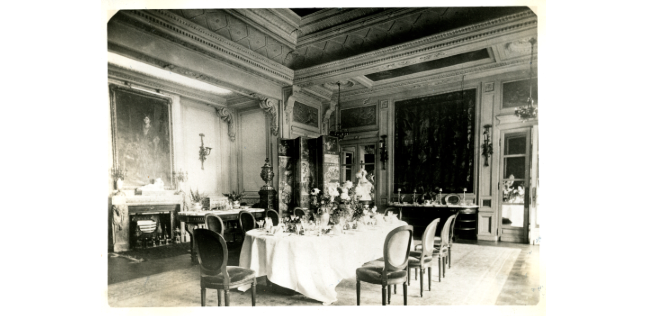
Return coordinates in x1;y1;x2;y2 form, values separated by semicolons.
293;207;307;219
265;209;280;226
194;229;257;306
407;218;440;296
383;207;402;220
205;214;225;236
355;225;413;305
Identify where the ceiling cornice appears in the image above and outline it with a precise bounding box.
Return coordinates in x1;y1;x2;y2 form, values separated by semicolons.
108;63;230;107
293;10;537;85
115;10;295;86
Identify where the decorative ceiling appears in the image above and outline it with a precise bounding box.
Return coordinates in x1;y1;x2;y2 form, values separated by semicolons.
290;8;324;17
168;7;529;70
108;7;538;107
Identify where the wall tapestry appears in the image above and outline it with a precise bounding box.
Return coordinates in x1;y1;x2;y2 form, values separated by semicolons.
293;101;319;128
394;89;476;194
502;78;538;108
110;85;174;190
341;104;377;129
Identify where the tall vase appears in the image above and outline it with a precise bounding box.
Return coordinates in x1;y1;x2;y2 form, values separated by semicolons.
114;178;124;194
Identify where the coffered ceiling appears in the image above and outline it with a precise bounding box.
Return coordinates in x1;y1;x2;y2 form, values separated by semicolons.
107;7;538;108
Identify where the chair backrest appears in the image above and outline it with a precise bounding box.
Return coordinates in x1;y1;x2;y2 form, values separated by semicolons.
205;214;225;236
440;215;456;248
382;225;413;279
448;213;458;246
383;207;402;220
293;207;306;219
266;209;280;226
194;229;230;285
239;210;256;234
420;218;441;259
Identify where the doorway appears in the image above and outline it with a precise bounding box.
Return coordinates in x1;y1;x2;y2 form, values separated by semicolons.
498;128;531;243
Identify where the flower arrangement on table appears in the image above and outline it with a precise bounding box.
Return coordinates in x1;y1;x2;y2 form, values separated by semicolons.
223;191;244;208
310;180;377;228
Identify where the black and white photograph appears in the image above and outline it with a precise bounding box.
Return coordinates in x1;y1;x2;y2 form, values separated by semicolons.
19;0;648;315
103;3;545;310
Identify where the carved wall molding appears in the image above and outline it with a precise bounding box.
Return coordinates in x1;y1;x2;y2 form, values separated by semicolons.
216;107;236;141
114;10;294;85
226;9;299;47
108;63;229;107
259;98;279;136
293;10;536;83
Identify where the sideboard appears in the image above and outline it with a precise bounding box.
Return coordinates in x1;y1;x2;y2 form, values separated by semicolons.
388;203;479;239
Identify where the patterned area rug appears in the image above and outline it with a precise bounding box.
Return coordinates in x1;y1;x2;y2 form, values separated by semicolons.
108;243;520;307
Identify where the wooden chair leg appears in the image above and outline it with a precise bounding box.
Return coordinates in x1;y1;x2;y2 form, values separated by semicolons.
217;289;222;306
407;268;411;285
224;289;230;306
449;247;452;268
201;287;206;306
382;286;386;305
356;280;361;306
443;257;446;278
415;268;418;280
388;285;392;304
428;267;432;290
438;257;442;282
420;267;424;297
403;282;407;306
252;281;256;306
394;284;397;294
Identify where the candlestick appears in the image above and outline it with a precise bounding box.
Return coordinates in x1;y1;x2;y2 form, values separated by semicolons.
463;188;466;202
398;188;401;204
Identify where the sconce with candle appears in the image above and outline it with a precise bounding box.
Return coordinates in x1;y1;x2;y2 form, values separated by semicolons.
198;133;212;170
481;124;493;166
379;135;388;170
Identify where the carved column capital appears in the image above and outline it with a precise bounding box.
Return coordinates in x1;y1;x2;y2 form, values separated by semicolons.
259;98;279;136
216;107;236;142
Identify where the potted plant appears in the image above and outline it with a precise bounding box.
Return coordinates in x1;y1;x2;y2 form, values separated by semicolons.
190;188;207;212
223;191;244;208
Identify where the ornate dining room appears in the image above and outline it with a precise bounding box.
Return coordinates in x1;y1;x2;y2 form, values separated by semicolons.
106;5;543;309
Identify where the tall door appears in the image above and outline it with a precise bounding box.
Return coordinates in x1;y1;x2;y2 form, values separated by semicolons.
498;128;532;243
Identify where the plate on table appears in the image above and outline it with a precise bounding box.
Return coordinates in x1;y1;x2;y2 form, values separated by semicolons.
444;194;461;206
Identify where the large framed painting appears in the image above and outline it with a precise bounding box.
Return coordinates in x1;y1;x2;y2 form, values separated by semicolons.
393;89;476;195
292;100;320;134
340;103;378;132
110;85;175;190
502;78;538;109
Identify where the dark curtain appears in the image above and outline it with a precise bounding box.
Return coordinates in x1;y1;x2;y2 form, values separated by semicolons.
394;89;475;194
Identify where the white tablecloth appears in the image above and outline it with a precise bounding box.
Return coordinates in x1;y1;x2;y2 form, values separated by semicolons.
238;220;407;304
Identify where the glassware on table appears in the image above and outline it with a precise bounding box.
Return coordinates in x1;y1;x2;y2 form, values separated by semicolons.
295;223;302;235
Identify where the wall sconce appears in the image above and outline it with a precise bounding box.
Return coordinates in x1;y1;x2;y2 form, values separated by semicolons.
379;135;388;170
481;124;493;166
198;133;212;170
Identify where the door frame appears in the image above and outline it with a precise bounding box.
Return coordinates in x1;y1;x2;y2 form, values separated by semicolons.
497;126;532;243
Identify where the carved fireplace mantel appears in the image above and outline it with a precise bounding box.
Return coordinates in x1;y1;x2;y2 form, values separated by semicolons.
111;194;183;252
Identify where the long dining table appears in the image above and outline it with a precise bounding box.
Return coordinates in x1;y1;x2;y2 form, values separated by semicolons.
238;219;408;305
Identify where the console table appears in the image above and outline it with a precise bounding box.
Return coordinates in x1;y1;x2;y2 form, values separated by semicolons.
388;203;479;238
110;195;183;252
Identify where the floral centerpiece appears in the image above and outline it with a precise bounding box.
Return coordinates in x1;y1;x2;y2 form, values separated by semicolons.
310;180;376;228
190;188;207;211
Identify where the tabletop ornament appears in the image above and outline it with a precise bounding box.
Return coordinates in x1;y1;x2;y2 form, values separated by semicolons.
309;179;376;233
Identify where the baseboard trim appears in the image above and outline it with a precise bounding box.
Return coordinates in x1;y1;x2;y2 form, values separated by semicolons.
477;235;499;241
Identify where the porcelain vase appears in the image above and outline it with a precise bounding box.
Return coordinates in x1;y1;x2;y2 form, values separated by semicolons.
232;200;240;209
